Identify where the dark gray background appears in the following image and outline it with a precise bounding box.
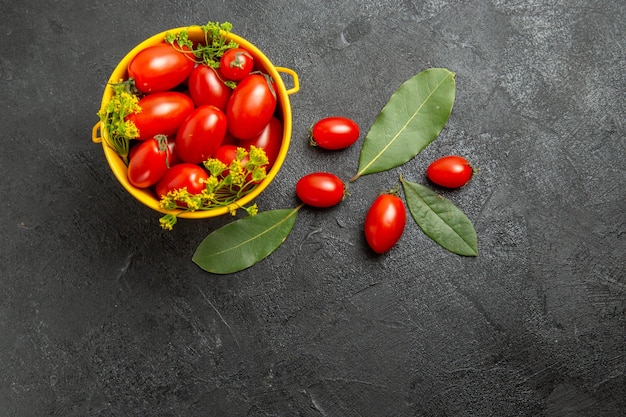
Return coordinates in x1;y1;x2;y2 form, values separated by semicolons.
1;0;624;415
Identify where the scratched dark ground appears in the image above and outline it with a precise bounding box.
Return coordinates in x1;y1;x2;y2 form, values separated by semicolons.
1;0;624;416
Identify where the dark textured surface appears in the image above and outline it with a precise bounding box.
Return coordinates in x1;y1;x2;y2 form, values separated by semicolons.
1;0;625;415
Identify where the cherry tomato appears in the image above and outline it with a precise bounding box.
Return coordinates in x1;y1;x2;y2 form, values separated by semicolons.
238;117;282;167
175;105;227;164
128;43;195;94
295;172;345;208
165;139;182;166
426;155;473;188
126;92;194;141
310;117;360;150
219;48;254;81
127;136;171;188
226;73;277;140
364;193;406;254
155;163;209;199
129;135;182;166
188;64;232;111
214;144;246;166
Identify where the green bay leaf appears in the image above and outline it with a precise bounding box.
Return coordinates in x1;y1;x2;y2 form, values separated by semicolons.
401;177;477;256
193;206;301;274
352;68;456;181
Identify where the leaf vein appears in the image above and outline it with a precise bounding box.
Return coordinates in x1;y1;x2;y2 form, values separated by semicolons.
209;206;300;258
358;72;452;177
403;180;477;255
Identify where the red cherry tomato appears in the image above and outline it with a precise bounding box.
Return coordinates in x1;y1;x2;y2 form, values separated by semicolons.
310;117;360;150
175;105;227;164
188;65;232;111
238;117;282;167
128;136;183;165
127;43;195;93
426;155;473;188
226;73;277;140
126;92;194;141
364;193;406;254
155;163;209;199
219;48;254;81
295;172;345;208
165;139;182;166
127;136;171;188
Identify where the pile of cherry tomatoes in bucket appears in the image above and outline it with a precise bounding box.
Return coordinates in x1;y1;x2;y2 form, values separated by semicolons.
99;24;284;218
297;116;473;254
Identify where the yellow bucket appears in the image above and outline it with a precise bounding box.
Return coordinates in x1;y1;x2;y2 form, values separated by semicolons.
92;26;299;218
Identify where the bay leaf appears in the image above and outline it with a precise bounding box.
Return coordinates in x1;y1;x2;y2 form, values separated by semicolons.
400;177;477;256
351;68;456;181
193;206;302;274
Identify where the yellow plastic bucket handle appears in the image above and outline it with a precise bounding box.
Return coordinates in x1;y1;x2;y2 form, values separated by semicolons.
92;122;102;143
275;67;299;95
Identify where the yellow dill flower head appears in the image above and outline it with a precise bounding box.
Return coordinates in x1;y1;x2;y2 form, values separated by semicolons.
200;189;216;203
202;176;220;192
159;214;177;230
246;204;259;216
171;187;189;202
185;195;201;211
251;167;267;183
248;145;269;166
159;195;177;210
124;120;140;139
204;159;228;177
228;161;246;186
235;146;248;161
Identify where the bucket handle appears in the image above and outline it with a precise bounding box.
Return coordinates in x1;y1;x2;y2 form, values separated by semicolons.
275;67;299;95
92;122;103;144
